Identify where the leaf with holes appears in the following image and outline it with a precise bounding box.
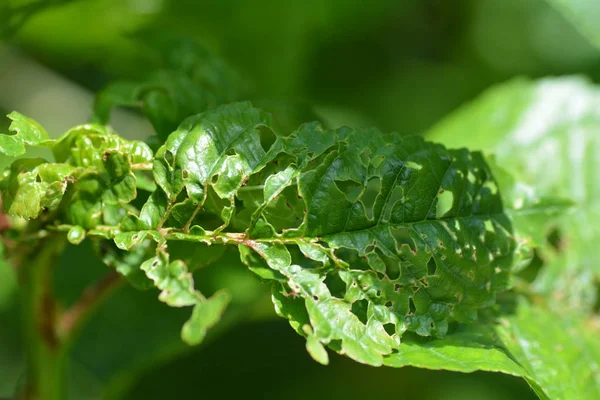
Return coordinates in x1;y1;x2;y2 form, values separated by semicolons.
427;76;600;313
112;102;519;366
1;103;519;368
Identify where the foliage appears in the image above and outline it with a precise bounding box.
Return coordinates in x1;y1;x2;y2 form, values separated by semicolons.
1;1;600;399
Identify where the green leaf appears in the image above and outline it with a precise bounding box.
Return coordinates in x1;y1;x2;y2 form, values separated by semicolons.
497;303;600;400
124;102;518;366
0;158;75;219
428;76;600;312
487;158;574;249
0;112;51;157
92;37;245;141
383;324;528;376
136;243;230;344
181;290;231;345
382;299;600;400
1;103;518;368
544;0;600;51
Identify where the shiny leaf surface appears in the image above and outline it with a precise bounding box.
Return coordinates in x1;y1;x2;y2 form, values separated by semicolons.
428;76;600;313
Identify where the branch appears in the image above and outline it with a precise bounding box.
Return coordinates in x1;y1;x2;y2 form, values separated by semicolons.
57;270;123;341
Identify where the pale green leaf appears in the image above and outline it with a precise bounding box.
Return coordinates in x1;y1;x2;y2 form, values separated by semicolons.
497;303;600;400
66;225;86;245
181;290;231;345
383;322;549;398
544;0;600;51
0;112;51;157
0;158;75;219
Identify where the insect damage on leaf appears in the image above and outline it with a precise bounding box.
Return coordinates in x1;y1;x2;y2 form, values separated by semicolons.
0;102;518;360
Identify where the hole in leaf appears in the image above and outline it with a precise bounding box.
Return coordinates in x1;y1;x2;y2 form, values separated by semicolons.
175;190;188;203
390;226;416;254
361;176;381;220
547;227;564;251
211;174;219;184
329;339;342;352
182;169;189;179
435;190;454;218
324;272;346;299
385;301;392;307
383;323;395;336
351;299;369;324
335;248;370;271
408;297;416;314
35;175;42;183
382;185;404;221
165;150;175;167
427;258;437;275
312;295;319;301
334;180;362;203
261;185;304;231
382;252;400;280
258;125;277;152
290;245;321;269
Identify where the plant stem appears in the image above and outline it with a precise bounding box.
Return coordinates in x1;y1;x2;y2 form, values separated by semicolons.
20;235;67;400
57;270;122;343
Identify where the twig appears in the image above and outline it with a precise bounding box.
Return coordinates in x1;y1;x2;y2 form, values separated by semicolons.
57;270;123;341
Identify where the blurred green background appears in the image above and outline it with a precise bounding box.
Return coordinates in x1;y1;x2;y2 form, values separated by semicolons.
0;0;596;398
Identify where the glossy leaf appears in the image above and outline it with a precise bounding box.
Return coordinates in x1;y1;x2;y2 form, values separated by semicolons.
1;103;519;365
0;158;75;219
0;112;51;157
428;76;600;312
112;102;519;365
0;116;152;227
497;303;600;400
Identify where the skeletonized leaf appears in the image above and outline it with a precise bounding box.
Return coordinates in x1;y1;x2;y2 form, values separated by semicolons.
122;102;518;365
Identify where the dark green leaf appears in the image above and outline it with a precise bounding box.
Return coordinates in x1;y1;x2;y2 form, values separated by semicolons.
124;102;518;365
428;76;600;313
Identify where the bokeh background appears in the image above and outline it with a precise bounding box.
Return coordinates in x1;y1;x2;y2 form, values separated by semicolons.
0;0;597;398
